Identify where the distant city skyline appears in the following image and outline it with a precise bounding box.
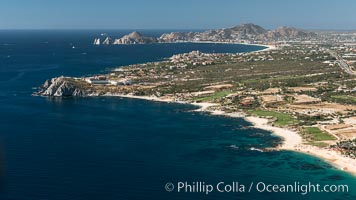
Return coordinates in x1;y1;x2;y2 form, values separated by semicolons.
0;0;356;30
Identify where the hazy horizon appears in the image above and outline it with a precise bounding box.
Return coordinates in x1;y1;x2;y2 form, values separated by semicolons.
1;27;356;32
0;0;356;30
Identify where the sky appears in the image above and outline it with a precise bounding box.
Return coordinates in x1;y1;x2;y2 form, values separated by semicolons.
0;0;355;30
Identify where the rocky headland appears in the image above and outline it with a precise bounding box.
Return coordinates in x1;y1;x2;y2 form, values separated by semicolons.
38;25;356;175
160;24;316;43
93;23;317;45
36;77;89;97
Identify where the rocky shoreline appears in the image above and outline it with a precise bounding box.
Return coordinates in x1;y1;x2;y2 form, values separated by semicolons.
36;77;87;97
35;38;356;176
35;78;356;176
38;88;356;175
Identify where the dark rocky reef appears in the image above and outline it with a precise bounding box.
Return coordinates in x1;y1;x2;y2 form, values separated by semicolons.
36;76;87;97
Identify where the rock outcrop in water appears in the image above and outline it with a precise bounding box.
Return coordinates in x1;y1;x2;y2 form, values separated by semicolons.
93;38;100;45
37;77;87;97
113;31;157;45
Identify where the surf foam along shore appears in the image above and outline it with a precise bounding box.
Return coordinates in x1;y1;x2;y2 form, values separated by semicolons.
35;41;355;176
109;93;356;176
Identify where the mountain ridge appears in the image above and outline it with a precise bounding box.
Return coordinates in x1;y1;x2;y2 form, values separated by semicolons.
94;23;317;45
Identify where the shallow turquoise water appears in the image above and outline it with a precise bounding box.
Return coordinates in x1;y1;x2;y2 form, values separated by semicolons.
0;30;354;199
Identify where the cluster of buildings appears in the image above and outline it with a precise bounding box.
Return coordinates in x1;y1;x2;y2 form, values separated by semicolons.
85;75;132;86
169;50;219;66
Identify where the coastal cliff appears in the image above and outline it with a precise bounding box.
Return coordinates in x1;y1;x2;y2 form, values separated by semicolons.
113;31;157;45
37;77;87;97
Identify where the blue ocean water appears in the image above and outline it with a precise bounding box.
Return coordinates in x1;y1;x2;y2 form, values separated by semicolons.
0;30;355;200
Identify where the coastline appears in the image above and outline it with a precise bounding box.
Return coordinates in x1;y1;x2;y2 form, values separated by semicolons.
110;93;356;176
159;40;276;52
40;40;354;176
244;116;356;176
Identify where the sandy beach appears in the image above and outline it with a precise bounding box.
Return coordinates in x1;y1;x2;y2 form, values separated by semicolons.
97;41;355;176
102;40;352;176
112;94;356;176
245;116;356;175
169;40;276;52
194;102;356;176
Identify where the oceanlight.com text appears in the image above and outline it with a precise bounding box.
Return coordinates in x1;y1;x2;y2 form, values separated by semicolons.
164;181;349;195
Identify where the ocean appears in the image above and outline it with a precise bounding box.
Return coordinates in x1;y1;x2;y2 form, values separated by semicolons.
0;30;355;200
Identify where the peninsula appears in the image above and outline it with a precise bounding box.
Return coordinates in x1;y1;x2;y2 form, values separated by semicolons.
37;23;356;175
94;23;316;45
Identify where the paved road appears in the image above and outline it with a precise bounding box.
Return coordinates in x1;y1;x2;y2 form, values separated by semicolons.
328;50;355;75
